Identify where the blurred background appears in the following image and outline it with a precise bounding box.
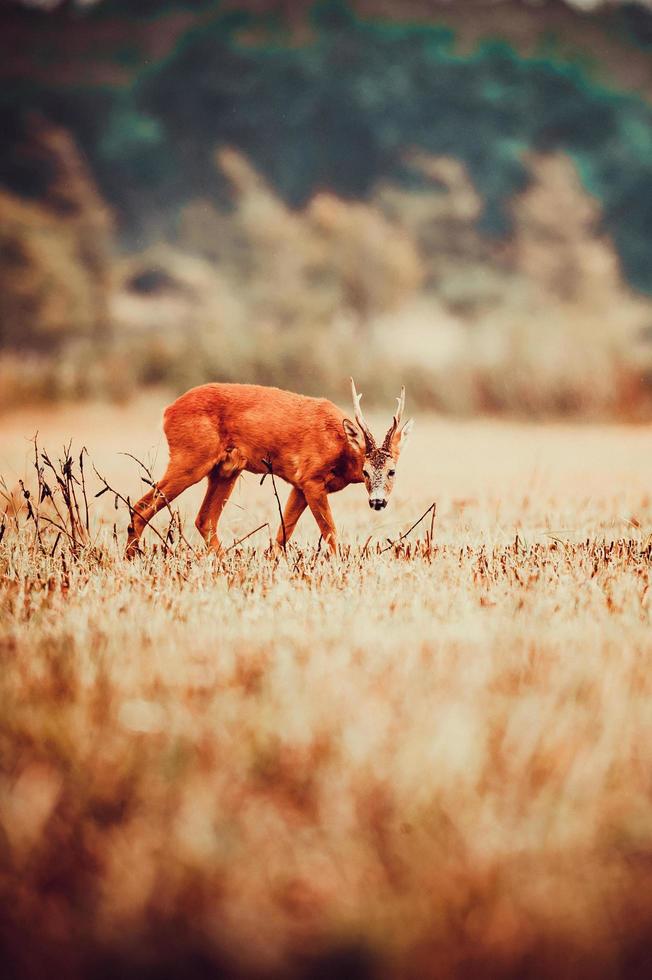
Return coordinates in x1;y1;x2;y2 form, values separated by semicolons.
4;0;652;418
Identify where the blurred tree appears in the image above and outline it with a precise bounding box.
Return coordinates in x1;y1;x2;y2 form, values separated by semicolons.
4;0;652;290
0;117;113;349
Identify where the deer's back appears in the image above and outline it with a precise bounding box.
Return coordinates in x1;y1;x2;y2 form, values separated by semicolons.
163;383;350;482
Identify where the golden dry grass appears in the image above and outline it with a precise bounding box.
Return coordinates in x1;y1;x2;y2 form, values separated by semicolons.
2;395;652;980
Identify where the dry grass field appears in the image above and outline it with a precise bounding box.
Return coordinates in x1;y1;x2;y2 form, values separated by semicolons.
2;393;652;980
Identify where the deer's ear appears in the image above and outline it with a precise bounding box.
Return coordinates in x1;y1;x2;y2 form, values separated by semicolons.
343;418;365;452
390;418;414;455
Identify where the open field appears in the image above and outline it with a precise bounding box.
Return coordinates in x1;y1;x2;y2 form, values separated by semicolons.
2;395;652;979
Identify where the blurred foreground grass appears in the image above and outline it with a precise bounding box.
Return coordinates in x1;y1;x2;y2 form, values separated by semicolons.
2;401;652;979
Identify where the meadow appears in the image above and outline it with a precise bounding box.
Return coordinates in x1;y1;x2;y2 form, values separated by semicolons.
2;395;652;979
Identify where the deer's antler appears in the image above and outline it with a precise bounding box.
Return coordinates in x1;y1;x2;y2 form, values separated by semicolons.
350;377;376;452
382;386;406;451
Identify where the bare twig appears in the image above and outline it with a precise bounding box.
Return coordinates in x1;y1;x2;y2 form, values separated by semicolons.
37;437;92;557
20;478;44;553
38;512;78;547
93;465;173;557
224;522;270;553
40;451;78;553
261;456;286;551
119;451;197;556
310;534;324;570
79;447;90;534
64;440;85;539
0;477;21;529
380;502;437;554
8;435;98;561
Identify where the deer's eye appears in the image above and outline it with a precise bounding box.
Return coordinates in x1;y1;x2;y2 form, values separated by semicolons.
388;469;396;477
362;469;370;479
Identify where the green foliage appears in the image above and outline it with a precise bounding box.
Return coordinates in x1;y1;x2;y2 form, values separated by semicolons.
6;1;652;291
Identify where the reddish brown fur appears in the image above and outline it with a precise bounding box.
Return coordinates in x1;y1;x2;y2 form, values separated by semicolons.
126;383;374;556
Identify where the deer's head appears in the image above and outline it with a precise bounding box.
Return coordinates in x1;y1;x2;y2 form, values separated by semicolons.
343;377;414;511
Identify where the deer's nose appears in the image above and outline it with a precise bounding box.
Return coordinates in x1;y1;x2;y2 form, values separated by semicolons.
369;498;387;511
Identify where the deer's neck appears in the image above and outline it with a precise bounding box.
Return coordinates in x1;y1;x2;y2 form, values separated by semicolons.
328;443;364;488
346;444;366;484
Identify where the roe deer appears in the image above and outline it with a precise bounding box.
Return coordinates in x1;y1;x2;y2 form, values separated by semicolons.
125;378;414;557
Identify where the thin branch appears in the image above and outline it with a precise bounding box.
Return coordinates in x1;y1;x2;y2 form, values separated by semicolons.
20;478;44;553
79;447;90;534
93;465;173;557
63;439;85;539
39;451;76;546
0;477;21;529
261;456;286;551
224;522;270;553
310;534;323;569
119;451;197;556
380;502;437;554
38;512;78;545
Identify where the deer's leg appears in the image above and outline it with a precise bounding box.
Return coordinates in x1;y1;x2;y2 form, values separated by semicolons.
275;487;308;548
303;484;337;554
195;469;239;553
126;458;213;557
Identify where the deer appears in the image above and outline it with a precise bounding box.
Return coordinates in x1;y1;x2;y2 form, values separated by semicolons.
125;378;414;558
